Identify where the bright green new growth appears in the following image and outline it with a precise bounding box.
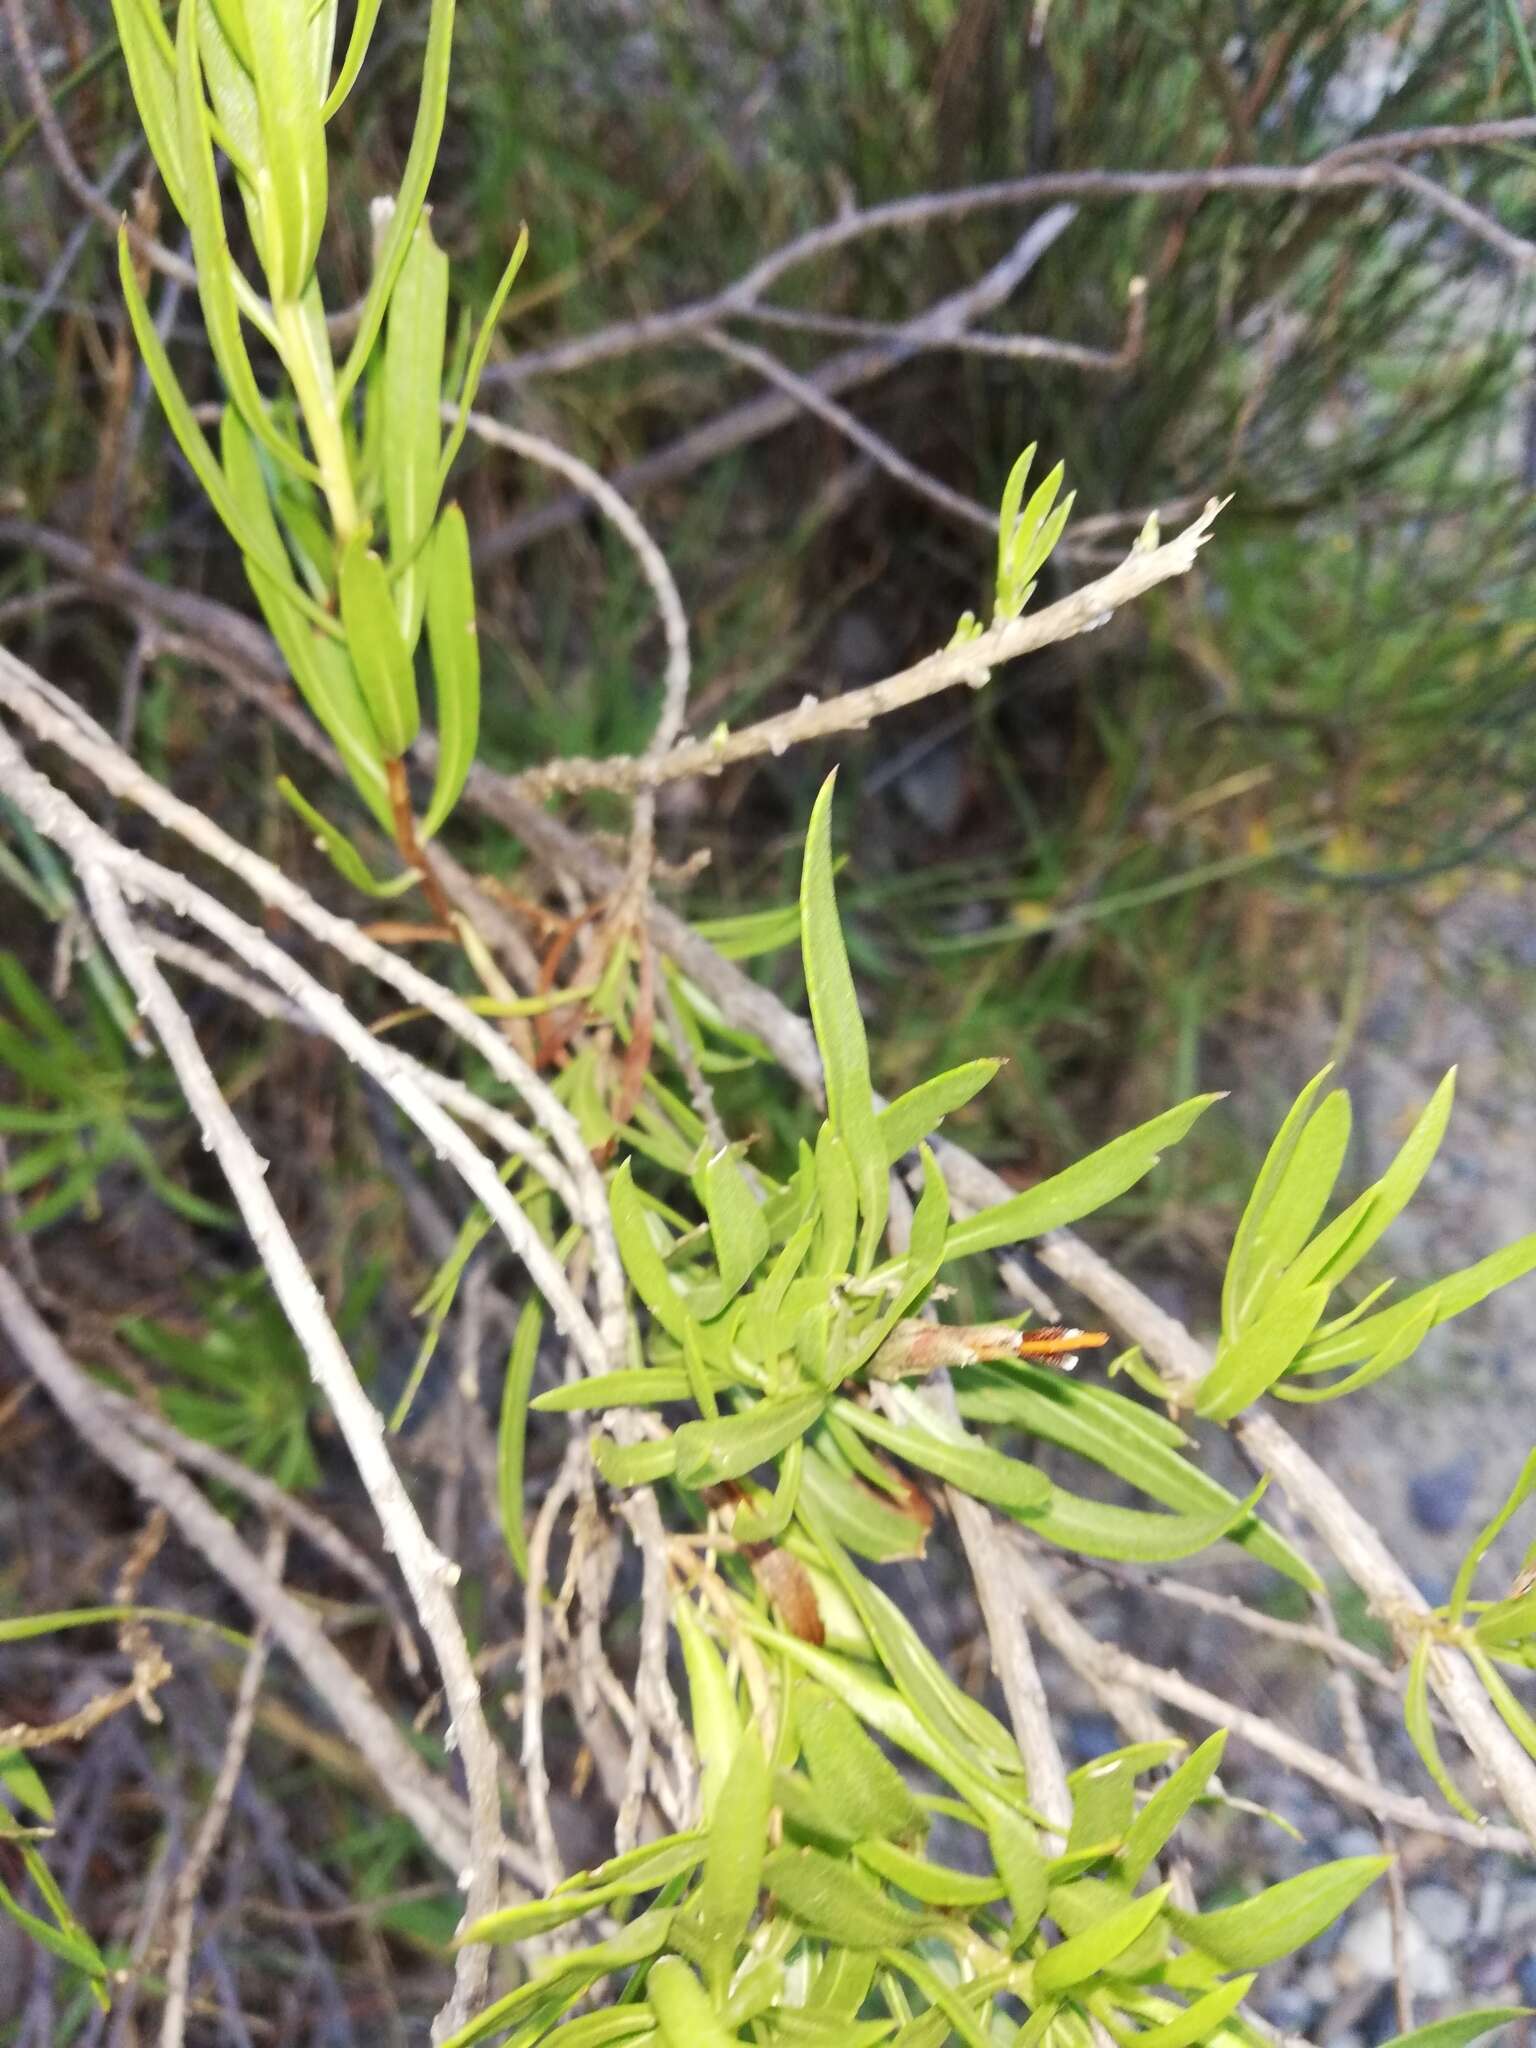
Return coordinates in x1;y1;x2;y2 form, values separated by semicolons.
108;0;526;878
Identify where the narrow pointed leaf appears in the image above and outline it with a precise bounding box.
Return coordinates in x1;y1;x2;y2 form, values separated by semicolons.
437;222;531;488
699;1146;768;1298
1123;1976;1256;2048
798;1687;928;1843
762;1845;933;1949
802;773;886;1263
988;1804;1048;1942
1297;1234;1536;1373
338;538;420;758
110;0;187;214
384;214;449;647
1275;1298;1437;1405
1195;1283;1332;1422
1118;1731;1227;1884
1228;1086;1352;1331
1372;2012;1533;2048
320;0;383;117
1170;1856;1389;1968
1034;1884;1170;1993
877;1060;1001;1164
420;504;480;840
672;1393;824;1487
496;1298;541;1579
337;0;456;401
245;0;327;296
276;778;416;895
1307;1070;1457;1293
943;1096;1221;1262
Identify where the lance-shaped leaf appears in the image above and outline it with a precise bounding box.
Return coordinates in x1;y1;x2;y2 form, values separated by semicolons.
836;1391;1051;1518
276;779;416;896
955;1366;1315;1586
1118;1731;1227;1884
674;1596;743;1821
384;214;449;647
1195;1282;1332;1422
320;0;382;117
763;1845;934;1949
338;537;420;759
176;0;310;475
1225;1081;1352;1335
1299;1069;1457;1295
1372;2012;1534;2048
337;0;456;400
1034;1883;1170;1993
110;0;188;216
1274;1297;1437;1406
877;1058;1000;1164
680;1730;770;2001
1170;1855;1388;1968
802;772;886;1266
988;1803;1048;1943
672;1393;825;1488
698;1145;769;1299
496;1297;541;1580
438;1910;674;2048
1121;1977;1256;2048
437;222;531;489
648;1958;743;2048
244;0;327;298
1221;1064;1336;1336
798;1687;928;1843
942;1094;1221;1262
420;504;479;840
1295;1232;1536;1374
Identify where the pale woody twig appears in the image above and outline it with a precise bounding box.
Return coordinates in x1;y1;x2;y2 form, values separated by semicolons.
511;500;1225;799
703;327;995;536
159;1527;285;2048
1003;1531;1531;1857
0;1268;532;1884
0;649;628;1364
72;863;508;2045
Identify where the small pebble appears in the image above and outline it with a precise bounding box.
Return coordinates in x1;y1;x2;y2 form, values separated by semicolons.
1340;1904;1455;1998
1516;1952;1536;2005
1409;1453;1479;1534
1409;1881;1473;1948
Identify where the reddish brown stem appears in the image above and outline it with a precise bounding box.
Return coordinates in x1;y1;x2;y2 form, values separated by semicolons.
385;758;454;925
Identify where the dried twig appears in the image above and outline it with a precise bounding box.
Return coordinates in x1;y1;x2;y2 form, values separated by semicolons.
159;1527;285;2048
0;1268;533;1882
510;500;1224;799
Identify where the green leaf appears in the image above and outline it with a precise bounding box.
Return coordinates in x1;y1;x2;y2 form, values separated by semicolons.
532;1368;692;1413
1306;1070;1456;1293
383;213;449;647
176;0;311;480
692;899;804;960
338;537;420;759
1067;1745;1178;1855
942;1096;1221;1262
496;1298;541;1580
420;504;480;841
798;1687;928;1845
853;1839;1000;1906
1222;1065;1337;1337
810;1125;858;1279
1297;1233;1536;1373
877;1060;1001;1164
674;1597;743;1820
988;1804;1048;1943
763;1845;933;1949
1119;1976;1256;2048
319;0;381;118
459;1884;616;1944
244;0;327;296
835;1391;1052;1519
797;1440;930;1563
121;239;328;627
672;1394;825;1487
0;1749;53;1823
275;778;417;895
647;1957;742;2048
437;222;531;489
1195;1283;1332;1422
1274;1298;1438;1405
591;1433;677;1487
1029;1478;1272;1567
1034;1883;1170;1993
1170;1855;1389;1968
1404;1634;1480;1823
802;773;886;1267
1372;2011;1533;2048
438;1909;674;2048
699;1147;769;1299
1232;1087;1353;1328
110;0;187;215
996;443;1037;600
335;0;455;402
1119;1732;1227;1884
611;1160;696;1345
685;1729;770;2000
953;1367;1316;1587
0;1855;108;1989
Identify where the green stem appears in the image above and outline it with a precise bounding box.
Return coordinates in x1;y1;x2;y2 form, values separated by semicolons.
273;297;359;546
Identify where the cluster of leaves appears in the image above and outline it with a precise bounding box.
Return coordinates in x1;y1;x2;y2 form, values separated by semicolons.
0;949;230;1233
443;1604;1518;2048
108;0;522;883
1187;1066;1536;1419
0;1746;110;2014
529;775;1311;1599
